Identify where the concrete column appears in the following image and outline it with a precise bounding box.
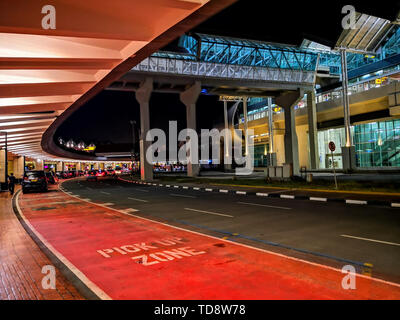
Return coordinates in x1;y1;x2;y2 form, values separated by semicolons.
56;161;63;172
340;49;356;171
35;159;43;170
0;149;5;183
307;91;319;170
13;156;24;179
180;81;201;177
242;97;249;156
267;97;277;166
223;100;232;171
136;78;153;181
276;90;304;176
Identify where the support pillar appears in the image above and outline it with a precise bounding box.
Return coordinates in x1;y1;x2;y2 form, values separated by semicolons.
35;159;43;171
243;97;249;156
56;161;63;172
180;81;201;177
13;156;24;179
0;149;5;183
276;90;304;176
136;78;153;181
340;49;356;171
223;100;232;171
307;91;319;170
267;97;277;167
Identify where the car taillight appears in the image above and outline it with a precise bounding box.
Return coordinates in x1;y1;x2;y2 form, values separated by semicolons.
24;177;29;181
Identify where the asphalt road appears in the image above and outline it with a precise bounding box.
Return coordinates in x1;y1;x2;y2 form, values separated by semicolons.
61;177;400;283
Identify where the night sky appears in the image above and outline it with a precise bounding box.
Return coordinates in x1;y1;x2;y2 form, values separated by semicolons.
56;0;400;149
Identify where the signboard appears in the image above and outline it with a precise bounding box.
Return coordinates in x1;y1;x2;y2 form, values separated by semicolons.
329;141;336;152
328;141;338;189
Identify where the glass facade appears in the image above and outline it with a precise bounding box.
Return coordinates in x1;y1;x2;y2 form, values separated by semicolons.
317;119;400;169
253;144;268;168
354;120;400;168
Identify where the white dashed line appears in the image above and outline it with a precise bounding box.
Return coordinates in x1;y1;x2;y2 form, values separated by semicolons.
121;208;139;214
128;197;149;203
341;235;400;247
346;200;367;205
170;194;197;199
280;195;295;199
184;208;233;218
237;202;292;210
310;197;328;202
256;193;269;197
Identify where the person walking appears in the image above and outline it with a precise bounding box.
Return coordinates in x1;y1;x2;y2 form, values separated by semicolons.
8;173;16;195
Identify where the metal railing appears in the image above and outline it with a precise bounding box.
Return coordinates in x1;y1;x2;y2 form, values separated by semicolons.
132;56;316;85
316;68;400;104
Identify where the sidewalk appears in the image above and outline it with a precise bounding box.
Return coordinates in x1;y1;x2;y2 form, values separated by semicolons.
0;187;83;300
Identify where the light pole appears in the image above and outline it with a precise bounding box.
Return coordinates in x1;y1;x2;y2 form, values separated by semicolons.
130;120;137;178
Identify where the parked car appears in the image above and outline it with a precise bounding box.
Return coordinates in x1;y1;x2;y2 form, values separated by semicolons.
96;170;106;177
106;169;115;176
45;171;58;184
86;170;98;181
22;170;48;193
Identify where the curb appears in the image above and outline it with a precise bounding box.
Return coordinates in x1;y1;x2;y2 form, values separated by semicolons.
118;177;400;208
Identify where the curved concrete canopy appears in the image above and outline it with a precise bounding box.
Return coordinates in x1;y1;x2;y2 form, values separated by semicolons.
0;0;235;161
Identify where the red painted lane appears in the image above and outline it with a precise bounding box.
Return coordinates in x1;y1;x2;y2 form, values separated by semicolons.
18;188;400;300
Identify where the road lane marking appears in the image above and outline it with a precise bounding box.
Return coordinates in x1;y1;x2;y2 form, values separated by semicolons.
236;191;246;195
310;197;327;202
135;189;149;193
205;188;213;192
184;207;233;218
101;203;115;206
256;193;269;197
237;201;292;210
121;208;139;214
128;197;149;203
341;235;400;247
101;192;110;195
280;195;295;199
193;187;200;191
346;200;367;205
182;186;189;190
219;189;229;193
392;203;400;208
170;194;197;199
